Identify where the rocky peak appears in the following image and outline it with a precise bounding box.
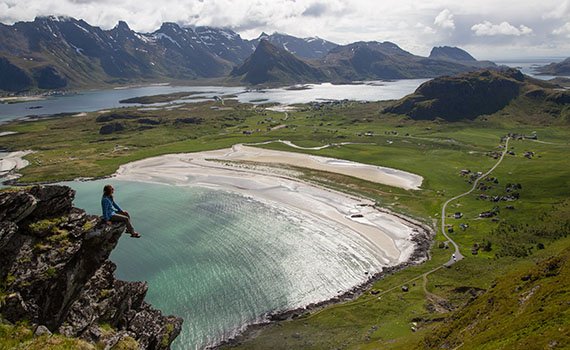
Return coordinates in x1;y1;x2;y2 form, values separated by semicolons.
157;22;183;35
114;20;131;32
250;32;338;60
231;39;327;84
0;185;182;349
429;46;477;62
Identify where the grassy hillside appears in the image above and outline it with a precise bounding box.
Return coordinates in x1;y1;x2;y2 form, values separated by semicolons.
1;94;569;349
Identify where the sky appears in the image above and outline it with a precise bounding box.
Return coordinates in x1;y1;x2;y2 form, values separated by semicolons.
0;0;569;60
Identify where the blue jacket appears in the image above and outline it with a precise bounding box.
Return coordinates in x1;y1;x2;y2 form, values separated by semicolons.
101;195;122;221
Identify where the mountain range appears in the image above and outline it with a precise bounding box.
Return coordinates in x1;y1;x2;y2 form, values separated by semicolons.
536;57;570;76
0;16;496;92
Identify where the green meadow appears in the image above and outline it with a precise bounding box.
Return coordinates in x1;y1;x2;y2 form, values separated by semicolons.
1;98;569;349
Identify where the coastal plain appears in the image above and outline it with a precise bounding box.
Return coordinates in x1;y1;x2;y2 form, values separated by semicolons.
1;94;569;349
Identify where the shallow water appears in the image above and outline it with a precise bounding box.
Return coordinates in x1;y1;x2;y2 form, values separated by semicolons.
68;179;386;349
0;80;425;123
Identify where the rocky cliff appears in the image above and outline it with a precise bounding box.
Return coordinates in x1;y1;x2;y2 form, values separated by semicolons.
0;185;182;349
383;68;569;121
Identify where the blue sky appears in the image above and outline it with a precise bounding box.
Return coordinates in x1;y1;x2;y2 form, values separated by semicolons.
0;0;569;59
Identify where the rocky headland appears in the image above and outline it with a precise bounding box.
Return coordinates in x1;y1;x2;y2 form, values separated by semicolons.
383;68;569;121
0;185;182;349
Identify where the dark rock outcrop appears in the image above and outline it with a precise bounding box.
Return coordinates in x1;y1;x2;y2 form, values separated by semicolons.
99;122;125;135
384;68;570;121
138;118;161;125
175;117;203;124
384;68;524;121
0;185;182;349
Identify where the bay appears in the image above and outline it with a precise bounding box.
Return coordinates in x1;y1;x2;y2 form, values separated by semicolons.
67;179;386;349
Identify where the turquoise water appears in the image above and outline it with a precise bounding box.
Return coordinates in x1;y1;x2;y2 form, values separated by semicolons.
68;180;384;349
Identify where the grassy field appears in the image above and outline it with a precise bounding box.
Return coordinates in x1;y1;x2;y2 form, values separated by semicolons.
1;96;569;349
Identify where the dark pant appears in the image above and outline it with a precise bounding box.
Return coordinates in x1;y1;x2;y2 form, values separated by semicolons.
110;213;135;234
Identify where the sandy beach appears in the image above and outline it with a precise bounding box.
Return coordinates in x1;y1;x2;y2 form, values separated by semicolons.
0;150;33;180
115;144;426;265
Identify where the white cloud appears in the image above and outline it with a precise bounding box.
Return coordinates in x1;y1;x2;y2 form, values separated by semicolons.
0;0;568;58
434;8;455;29
471;21;533;36
542;0;569;19
415;22;436;34
553;22;570;37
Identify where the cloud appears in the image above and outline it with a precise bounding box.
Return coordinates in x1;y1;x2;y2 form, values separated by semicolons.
542;0;569;19
415;22;436;34
553;22;570;38
0;0;568;59
471;21;533;36
302;2;328;17
434;8;455;29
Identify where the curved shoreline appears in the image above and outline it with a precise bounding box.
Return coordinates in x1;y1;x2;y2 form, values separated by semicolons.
213;217;433;349
2;142;432;349
111;144;433;349
115;144;425;262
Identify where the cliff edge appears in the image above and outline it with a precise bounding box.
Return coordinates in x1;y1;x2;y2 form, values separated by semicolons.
0;185;182;349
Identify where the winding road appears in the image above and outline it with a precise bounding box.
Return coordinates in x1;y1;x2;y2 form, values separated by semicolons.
440;137;511;266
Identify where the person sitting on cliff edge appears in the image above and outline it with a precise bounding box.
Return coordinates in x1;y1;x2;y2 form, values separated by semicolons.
102;184;141;238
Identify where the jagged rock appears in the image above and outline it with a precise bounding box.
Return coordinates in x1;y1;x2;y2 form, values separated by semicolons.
0;185;182;349
0;191;37;223
28;185;75;220
34;325;52;337
0;221;18;248
128;304;183;349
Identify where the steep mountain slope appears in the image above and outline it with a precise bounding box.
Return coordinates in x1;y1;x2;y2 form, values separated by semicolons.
195;26;255;64
384;68;569;121
0;17;234;91
230;39;327;85
536;57;570;76
149;22;231;78
232;40;498;85
250;32;338;60
0;57;33;91
320;41;496;81
421;247;570;349
429;46;497;69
